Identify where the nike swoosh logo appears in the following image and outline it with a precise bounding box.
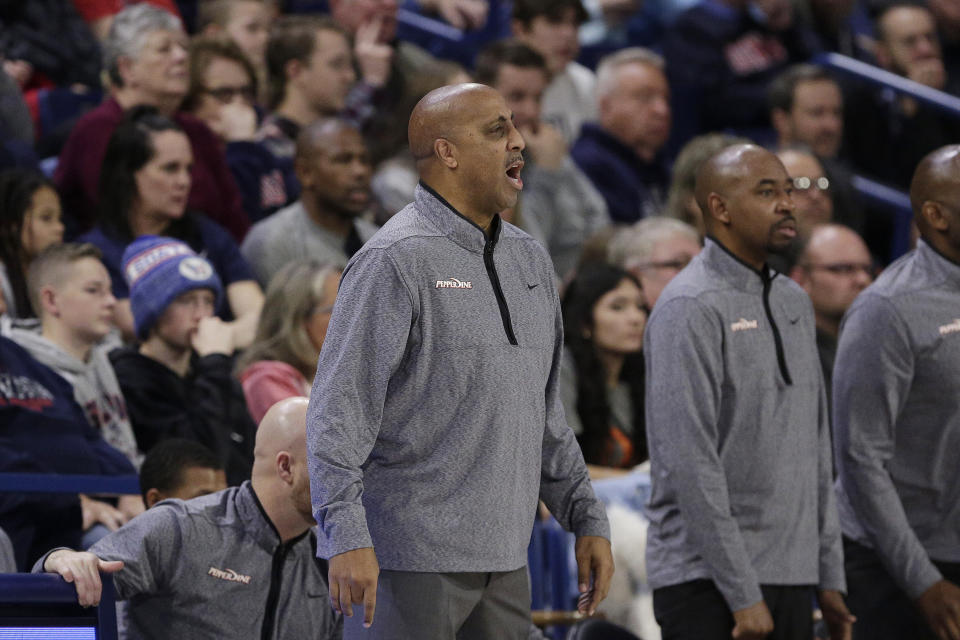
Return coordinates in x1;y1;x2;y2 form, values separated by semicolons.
789;316;801;324
528;283;539;290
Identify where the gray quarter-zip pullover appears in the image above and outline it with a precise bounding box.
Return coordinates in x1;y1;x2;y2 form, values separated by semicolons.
306;183;609;572
833;240;960;599
644;238;844;611
33;482;341;640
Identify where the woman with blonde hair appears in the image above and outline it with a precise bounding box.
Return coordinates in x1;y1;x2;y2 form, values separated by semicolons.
236;259;341;423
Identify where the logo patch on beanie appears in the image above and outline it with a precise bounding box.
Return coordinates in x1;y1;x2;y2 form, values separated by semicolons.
179;257;214;281
125;242;192;286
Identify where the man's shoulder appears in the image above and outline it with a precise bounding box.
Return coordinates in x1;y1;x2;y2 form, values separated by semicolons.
243;202;305;242
773;272;810;299
355;202;438;253
153;486;237;521
663;259;725;300
354;217;380;241
94;488;241;557
109;346;176;386
69;99;122;136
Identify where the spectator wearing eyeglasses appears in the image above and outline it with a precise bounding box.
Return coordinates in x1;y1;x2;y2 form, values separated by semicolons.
790;224;872;404
183;37;292;224
777;148;833;234
607;217;702;311
773;147;838;273
196;0;275;101
768;65;867;244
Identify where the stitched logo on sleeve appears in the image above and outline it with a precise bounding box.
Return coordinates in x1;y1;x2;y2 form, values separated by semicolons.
939;319;960;336
730;318;759;332
435;278;473;289
208;567;252;584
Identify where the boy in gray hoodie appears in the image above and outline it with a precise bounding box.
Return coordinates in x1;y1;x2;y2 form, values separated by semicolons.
8;242;143;531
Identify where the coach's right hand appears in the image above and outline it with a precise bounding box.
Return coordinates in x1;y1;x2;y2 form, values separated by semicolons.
44;550;123;607
329;547;379;628
917;579;960;640
732;600;774;639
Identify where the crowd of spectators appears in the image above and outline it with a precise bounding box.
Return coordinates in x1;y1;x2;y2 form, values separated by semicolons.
0;0;958;637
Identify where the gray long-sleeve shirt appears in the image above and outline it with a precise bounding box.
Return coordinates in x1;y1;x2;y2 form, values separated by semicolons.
644;238;844;611
833;240;960;599
306;183;609;572
519;157;611;281
33;482;341;640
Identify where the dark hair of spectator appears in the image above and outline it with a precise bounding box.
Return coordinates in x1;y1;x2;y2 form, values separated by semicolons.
0;169;57;318
561;264;647;466
97;106;193;243
266;16;346;109
511;0;588;26
139;438;223;503
474;39;549;86
183;37;259;112
767;64;837;113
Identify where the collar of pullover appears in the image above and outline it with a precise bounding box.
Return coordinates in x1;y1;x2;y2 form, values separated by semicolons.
416;181;502;254
917;239;960;287
236;481;308;553
703;237;777;293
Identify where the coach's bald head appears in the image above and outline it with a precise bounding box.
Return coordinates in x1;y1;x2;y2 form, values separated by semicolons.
408;83;526;229
910;146;960;257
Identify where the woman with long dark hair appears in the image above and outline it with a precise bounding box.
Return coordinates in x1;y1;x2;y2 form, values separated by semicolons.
561;263;647;475
78;106;263;345
0;169;64;318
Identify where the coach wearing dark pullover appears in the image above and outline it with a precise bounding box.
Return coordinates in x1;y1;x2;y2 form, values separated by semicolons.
833;145;960;640
644;144;852;640
307;84;612;640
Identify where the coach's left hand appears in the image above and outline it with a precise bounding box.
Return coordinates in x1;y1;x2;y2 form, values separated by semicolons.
818;589;856;640
574;535;614;615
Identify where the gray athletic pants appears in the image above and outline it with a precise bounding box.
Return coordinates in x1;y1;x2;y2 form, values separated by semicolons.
343;567;531;640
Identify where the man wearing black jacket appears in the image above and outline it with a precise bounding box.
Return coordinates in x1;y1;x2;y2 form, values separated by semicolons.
109;235;256;486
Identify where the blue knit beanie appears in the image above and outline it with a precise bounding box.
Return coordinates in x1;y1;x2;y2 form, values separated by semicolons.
122;236;224;340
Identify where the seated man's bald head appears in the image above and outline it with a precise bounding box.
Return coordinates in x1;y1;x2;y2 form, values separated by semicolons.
694;144;772;225
254;397;309;468
408;83;502;163
910;145;960;237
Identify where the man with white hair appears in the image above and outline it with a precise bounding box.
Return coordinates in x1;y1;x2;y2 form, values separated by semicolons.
55;3;250;240
608;217;701;310
572;47;671;223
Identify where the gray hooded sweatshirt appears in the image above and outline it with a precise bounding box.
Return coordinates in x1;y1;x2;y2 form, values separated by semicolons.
833;240;960;599
307;183;609;572
644;238;844;612
10;328;140;466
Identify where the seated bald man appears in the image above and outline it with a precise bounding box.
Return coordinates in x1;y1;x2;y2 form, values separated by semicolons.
644;144;853;640
34;398;342;640
307;83;613;639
